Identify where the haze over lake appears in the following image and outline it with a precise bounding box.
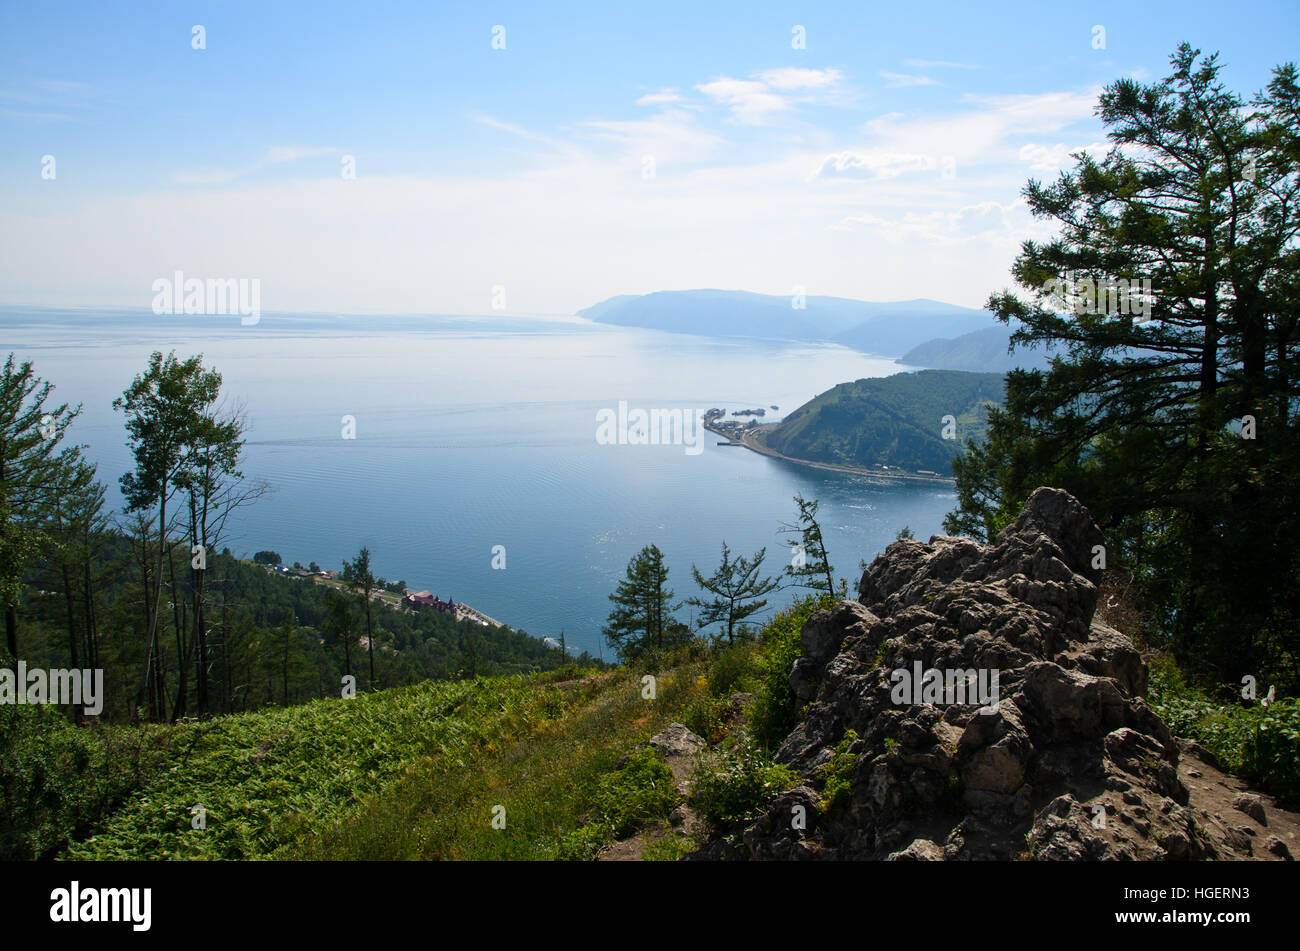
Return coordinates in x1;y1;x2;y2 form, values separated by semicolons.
3;307;956;657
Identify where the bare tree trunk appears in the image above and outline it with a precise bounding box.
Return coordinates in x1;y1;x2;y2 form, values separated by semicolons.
170;543;189;721
61;562;80;721
82;560;98;671
221;598;231;715
193;493;209;716
365;597;374;690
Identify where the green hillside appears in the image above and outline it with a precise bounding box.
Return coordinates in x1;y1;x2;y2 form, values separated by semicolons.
899;326;1053;373
0;591;831;862
6;589;1297;862
758;369;1005;474
1;660;710;861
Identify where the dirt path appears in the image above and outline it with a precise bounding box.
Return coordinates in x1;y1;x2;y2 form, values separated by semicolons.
1178;740;1297;859
597;723;710;862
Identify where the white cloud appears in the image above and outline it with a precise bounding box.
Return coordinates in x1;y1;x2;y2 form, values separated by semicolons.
880;71;939;88
0;78;98;121
756;67;843;90
173;145;340;185
849;89;1100;169
697;77;788;124
2;67;1104;315
697;66;845;124
813;149;937;179
835;200;1026;247
581;107;724;166
172;168;241;185
636;88;682;106
964;90;1100;132
264;146;338;164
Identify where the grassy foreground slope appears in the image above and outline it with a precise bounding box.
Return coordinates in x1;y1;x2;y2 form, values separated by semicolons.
6;590;1295;862
2;662;717;861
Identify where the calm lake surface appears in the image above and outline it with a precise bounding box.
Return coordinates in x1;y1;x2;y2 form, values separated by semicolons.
2;307;956;658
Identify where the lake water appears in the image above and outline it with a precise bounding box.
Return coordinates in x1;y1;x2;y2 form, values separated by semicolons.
2;307;957;658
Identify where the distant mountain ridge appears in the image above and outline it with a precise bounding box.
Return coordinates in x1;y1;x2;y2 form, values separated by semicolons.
898;325;1055;372
579;289;993;358
756;369;1005;474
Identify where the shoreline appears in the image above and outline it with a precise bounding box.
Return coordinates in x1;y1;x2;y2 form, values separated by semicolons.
270;567;506;629
704;420;956;485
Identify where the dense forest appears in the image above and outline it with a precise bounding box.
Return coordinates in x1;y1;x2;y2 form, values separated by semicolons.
757;369;1005;472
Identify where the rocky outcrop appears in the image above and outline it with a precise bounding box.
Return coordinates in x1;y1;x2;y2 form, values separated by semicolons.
707;487;1225;861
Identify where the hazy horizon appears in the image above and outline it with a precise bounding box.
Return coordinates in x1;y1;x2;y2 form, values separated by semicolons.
3;1;1295;315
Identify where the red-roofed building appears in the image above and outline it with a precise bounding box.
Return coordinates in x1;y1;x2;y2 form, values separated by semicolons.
403;590;457;615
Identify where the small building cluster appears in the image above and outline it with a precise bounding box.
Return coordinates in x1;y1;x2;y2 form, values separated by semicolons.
402;590;457;615
273;564;338;579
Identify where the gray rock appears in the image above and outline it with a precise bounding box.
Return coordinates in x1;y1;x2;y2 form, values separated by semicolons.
1232;793;1267;825
644;723;706;759
887;838;945;861
693;487;1219;862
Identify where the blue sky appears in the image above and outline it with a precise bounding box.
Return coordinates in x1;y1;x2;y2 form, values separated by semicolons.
1;0;1296;314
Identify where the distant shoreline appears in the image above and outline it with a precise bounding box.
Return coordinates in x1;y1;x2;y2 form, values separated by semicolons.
704;420;956;485
266;566;505;628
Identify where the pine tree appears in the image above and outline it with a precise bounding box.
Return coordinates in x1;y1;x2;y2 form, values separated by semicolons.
602;544;677;662
947;46;1300;684
342;546;377;689
782;495;835;596
686;542;780;644
0;354;81;661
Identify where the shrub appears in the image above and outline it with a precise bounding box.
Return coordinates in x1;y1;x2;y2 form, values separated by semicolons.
681;689;730;745
1148;655;1300;802
748;593;835;752
558;746;679;859
706;641;760;698
818;729;860;812
0;705;175;860
691;736;797;833
1240;701;1300;801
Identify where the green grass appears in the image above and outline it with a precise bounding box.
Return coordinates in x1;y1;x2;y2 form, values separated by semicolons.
748;593;835;752
61;676;532;859
3;657;718;861
4;589;988;863
1148;653;1300;802
283;665;708;860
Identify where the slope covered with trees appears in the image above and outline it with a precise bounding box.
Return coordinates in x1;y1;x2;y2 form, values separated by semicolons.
757;369;1005;473
899;325;1053;372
